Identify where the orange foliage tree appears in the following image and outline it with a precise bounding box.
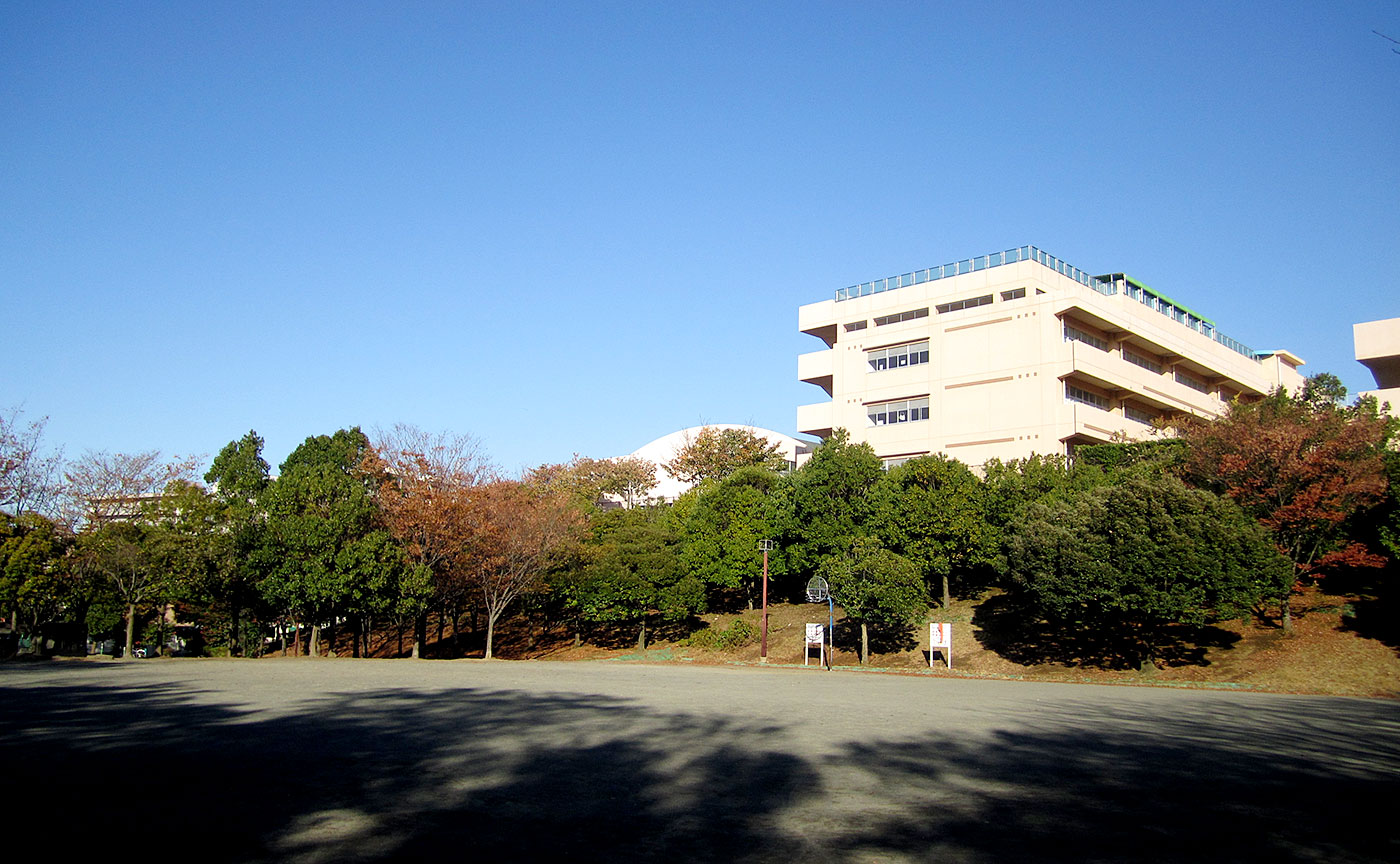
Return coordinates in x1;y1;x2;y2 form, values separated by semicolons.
464;481;583;659
366;425;492;658
1175;381;1392;630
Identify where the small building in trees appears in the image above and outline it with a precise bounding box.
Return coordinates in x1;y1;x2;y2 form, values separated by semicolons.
798;245;1307;469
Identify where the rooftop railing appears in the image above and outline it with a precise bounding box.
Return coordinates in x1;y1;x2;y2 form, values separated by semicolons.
833;245;1260;361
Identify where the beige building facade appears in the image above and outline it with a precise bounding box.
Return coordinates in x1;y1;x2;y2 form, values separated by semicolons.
798;245;1306;468
1353;316;1400;414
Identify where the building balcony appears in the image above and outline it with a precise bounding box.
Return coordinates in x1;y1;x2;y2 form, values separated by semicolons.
798;349;834;396
1062;342;1223;418
797;402;834;439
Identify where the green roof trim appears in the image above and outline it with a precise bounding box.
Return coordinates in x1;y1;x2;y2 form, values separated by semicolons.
1122;275;1216;326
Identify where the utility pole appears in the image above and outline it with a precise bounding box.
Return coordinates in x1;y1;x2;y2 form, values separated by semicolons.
758;540;774;663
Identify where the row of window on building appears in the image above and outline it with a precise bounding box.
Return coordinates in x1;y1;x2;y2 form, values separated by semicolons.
1064;382;1161;425
866;397;931;427
844;285;1030;335
867;341;930;372
1062;321;1214;394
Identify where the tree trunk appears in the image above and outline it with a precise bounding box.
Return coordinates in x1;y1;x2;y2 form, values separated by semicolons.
942;575;951;611
1281;598;1294;633
574;629;582;648
310;624;322;657
485;612;498;660
860;621;869;665
436;612;445;647
396;623;404;657
412;612;427;659
637;618;648;651
293;624;301;657
230;602;241;657
280;623;287;656
351;616;361;658
123;603;136;660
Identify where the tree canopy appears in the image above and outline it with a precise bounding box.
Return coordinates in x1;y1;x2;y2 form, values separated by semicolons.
662;427;787;485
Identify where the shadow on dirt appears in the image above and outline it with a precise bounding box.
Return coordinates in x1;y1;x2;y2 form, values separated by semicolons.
972;591;1242;670
1;664;1396;862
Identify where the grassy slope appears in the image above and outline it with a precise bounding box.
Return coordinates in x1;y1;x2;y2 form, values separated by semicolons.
512;586;1400;699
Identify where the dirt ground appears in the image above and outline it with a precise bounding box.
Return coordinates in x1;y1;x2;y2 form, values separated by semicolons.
503;585;1400;699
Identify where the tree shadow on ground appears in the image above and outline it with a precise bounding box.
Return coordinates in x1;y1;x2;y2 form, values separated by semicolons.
1;663;1397;862
1327;566;1400;651
566;618;697;651
0;666;814;864
972;591;1241;670
829;695;1400;863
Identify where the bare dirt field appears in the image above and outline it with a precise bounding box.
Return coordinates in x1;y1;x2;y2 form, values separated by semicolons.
3;657;1397;862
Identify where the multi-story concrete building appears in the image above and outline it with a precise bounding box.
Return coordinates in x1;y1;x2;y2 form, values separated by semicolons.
798;245;1306;468
1354;317;1400;414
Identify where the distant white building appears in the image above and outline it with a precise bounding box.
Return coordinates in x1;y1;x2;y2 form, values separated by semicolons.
625;425;816;503
799;245;1307;468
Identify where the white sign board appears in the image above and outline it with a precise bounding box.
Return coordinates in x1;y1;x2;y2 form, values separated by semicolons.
805;623;826;666
929;622;952;670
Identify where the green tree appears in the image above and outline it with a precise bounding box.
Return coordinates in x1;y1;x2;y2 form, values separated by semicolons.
981;453;1102;529
204;431;272;655
0;512;74;647
662;427;787;485
260;428;391;656
1004;473;1291;668
527;454;658;510
784;429;883;579
74;520;164;659
567;506;704;649
141;480;225;654
680;466;787;609
878;455;999;610
819;537;927;664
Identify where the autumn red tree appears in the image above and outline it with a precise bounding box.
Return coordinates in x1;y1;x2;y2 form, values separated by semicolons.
463;481;583;659
1175;380;1392;630
367;425;492;657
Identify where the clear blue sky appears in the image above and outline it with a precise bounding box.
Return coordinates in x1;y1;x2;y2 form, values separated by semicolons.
3;2;1397;475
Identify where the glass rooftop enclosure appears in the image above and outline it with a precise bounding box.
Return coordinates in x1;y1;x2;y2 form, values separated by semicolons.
833;245;1260;361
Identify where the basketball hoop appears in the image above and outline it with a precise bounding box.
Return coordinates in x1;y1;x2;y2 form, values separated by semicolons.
805;576;834;671
805;576;829;603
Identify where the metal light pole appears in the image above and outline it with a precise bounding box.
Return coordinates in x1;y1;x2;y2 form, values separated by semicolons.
758;540;774;663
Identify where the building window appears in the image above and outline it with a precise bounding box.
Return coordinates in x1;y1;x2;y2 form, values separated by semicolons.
873;308;929;327
1123;348;1163;374
881;453;927;470
935;294;993;314
1000;287;1026;301
867;341;930;373
1124;403;1157;425
844;321;867;332
867;397;930;427
1175;369;1210;393
1063;322;1109;351
1065;383;1109;410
